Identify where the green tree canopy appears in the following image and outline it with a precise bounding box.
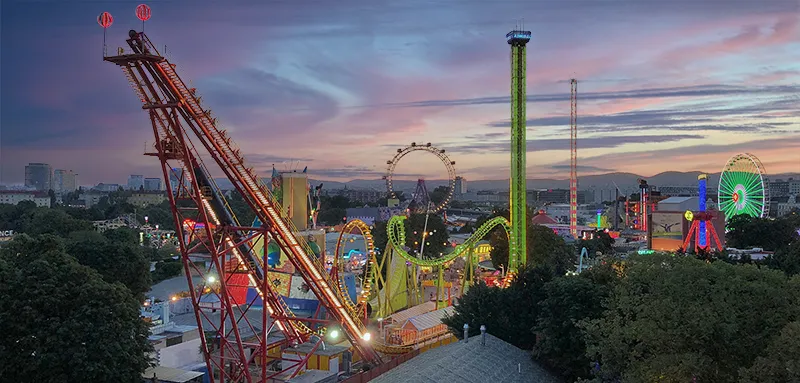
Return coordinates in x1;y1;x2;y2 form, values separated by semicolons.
16;207;94;237
739;320;800;383
402;213;449;259
533;272;613;381
66;228;152;299
726;214;799;251
764;240;800;276
0;234;152;382
583;254;800;382
429;185;450;206
443;266;553;350
576;230;615;257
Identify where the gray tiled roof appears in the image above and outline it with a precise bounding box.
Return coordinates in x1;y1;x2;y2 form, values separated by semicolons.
372;334;561;383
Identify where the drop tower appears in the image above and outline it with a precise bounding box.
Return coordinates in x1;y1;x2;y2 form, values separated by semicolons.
507;29;531;272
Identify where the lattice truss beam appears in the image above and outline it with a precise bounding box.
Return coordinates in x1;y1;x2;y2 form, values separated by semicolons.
569;79;578;238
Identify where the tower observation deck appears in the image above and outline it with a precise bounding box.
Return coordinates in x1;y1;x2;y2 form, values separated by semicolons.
506;29;531;272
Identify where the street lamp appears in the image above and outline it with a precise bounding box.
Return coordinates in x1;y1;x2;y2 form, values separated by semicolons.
328;329;339;340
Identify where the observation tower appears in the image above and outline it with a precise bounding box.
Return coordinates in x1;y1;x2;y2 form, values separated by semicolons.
506;29;531;272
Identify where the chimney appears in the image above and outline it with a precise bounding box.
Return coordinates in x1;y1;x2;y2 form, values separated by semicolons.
463;324;469;342
480;325;486;346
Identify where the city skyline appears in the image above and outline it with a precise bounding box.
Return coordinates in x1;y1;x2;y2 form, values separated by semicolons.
1;0;799;185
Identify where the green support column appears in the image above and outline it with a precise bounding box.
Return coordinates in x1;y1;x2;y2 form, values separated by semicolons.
506;30;531;273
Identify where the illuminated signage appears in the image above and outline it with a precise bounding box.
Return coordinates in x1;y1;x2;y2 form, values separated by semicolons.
0;230;14;242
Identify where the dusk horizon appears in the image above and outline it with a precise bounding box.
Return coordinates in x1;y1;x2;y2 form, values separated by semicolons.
2;0;799;185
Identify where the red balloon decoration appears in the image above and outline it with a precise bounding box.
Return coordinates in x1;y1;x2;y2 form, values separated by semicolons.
97;12;114;28
136;4;151;22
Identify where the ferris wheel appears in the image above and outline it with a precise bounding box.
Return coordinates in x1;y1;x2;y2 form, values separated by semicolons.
384;142;457;214
718;153;770;219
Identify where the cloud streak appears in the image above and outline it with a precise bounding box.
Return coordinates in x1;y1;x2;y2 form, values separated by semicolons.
446;134;705;153
365;84;800;109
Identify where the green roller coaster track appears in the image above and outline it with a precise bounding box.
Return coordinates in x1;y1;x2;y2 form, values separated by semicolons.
385;215;511;267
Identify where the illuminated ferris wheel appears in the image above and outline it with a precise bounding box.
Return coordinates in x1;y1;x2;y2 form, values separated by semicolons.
718;153;769;219
384;142;456;214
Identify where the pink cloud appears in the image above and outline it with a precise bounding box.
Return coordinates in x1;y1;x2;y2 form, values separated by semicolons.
655;16;799;69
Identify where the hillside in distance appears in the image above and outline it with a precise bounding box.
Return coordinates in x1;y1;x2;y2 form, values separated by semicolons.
213;171;799;193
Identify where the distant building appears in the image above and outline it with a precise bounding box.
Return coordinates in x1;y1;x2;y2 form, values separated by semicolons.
454;176;467;195
775;195;800;217
24;163;52;191
656;185;719;198
128;174;144;190
168;168;183;193
326;188;385;204
769;178;800;198
345;207;381;225
127;192;167;208
79;191;108;208
93;183;122;192
53;169;77;195
144;177;162;191
0;190;51;207
529;189;591;205
543;203;603;224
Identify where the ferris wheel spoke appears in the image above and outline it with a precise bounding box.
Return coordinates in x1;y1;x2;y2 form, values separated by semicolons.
742;172;761;192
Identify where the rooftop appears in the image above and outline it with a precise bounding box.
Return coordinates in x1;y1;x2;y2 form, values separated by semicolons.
372;333;560;383
658;196;697;204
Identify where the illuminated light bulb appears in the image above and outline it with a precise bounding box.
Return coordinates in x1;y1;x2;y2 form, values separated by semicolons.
362;332;371;341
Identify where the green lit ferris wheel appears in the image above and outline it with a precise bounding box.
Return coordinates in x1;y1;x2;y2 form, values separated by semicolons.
718;153;770;219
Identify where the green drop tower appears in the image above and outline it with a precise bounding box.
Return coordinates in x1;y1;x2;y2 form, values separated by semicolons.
506;29;531;273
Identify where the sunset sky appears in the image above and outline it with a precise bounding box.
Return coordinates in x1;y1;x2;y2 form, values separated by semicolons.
1;0;798;185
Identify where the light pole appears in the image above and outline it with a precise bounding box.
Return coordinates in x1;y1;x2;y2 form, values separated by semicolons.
377;317;385;342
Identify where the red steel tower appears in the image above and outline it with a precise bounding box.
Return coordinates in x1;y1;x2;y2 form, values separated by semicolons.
105;30;380;382
569;79;578;239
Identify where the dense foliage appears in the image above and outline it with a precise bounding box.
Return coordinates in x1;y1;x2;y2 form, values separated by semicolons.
66;228;152;300
0;235;153;382
446;250;800;382
726;213;799;251
584;255;800;382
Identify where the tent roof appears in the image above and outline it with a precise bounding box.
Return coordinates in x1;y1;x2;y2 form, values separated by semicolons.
531;214;558;225
403;306;455;332
387;301;435;324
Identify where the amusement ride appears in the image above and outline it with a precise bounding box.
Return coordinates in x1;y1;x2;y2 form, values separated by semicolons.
100;7;523;382
718;153;770;219
383;142;456;214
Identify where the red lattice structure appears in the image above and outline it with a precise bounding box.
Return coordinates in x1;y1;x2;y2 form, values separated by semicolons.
104;30;380;382
681;211;724;252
